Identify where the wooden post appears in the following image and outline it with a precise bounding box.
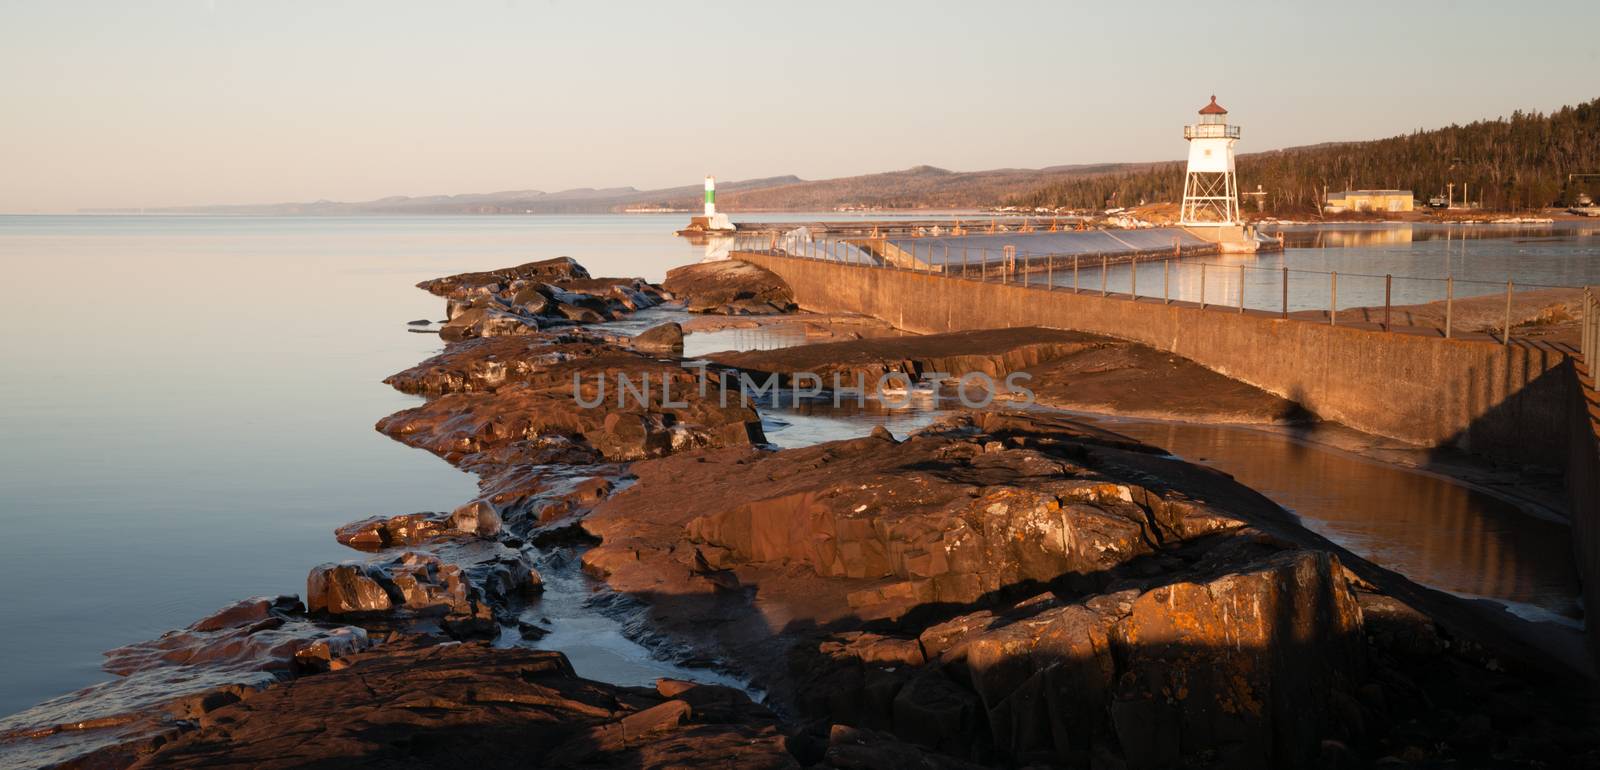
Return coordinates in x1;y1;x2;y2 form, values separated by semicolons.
963;246;968;278
1238;264;1245;313
1281;267;1288;319
1023;252;1029;288
1048;254;1054;290
1445;276;1454;338
1200;263;1207;309
1073;255;1080;293
1163;260;1170;304
1131;258;1138;299
1504;279;1514;345
981;249;987;281
1100;255;1108;296
1384;274;1392;330
1330;271;1338;326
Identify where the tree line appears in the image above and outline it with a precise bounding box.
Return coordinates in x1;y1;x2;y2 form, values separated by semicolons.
1007;97;1600;215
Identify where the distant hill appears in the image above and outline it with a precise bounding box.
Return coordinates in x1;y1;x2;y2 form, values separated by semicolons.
99;97;1599;215
97;176;804;215
1009;96;1600;214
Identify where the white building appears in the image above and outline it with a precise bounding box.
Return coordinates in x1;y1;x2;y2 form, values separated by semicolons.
1179;96;1242;227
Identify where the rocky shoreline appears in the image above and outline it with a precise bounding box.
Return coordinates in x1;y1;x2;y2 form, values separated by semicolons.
3;256;1596;769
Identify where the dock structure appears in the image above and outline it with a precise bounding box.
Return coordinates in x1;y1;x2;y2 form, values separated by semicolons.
733;226;1227;276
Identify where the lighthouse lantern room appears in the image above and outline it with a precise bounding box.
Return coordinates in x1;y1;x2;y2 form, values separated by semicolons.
1179;96;1242;227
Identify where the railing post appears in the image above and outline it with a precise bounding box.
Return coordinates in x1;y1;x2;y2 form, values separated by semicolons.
1200;263;1207;309
1504;279;1513;346
1445;275;1454;338
1384;274;1392;330
1100;255;1108;296
1281;267;1288;319
1164;260;1170;304
963;246;968;278
1048;254;1054;289
981;249;987;282
1238;264;1245;314
1131;258;1138;300
1073;255;1080;293
1023;252;1030;288
1330;271;1338;326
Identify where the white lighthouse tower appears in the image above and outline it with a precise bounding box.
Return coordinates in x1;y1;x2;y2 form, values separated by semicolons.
1179;96;1242;227
696;175;734;232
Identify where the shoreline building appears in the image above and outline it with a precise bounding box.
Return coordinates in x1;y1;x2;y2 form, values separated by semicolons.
1324;190;1415;214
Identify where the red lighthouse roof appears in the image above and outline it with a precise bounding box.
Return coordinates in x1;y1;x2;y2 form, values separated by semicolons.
1198;95;1228;115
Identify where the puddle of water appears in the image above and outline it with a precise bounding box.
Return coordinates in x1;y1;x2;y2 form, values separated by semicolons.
762;394;950;448
502;547;751;691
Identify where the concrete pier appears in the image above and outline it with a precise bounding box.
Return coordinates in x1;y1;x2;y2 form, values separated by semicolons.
733;250;1577;470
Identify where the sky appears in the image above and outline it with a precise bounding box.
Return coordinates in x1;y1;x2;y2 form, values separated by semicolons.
0;0;1596;212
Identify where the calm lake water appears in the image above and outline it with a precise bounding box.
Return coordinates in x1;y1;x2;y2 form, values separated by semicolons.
1064;222;1600;311
0;215;1592;718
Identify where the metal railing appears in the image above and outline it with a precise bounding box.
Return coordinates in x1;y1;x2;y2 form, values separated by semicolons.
1184;124;1240;139
733;233;1589;347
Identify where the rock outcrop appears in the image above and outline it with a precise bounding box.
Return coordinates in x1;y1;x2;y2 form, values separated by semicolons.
376;336;763;467
417;256;591;298
574;409;1593;768
663;260;796;314
707;326;1304;423
0;597;369;769
630;321;684;355
334;500;503;550
420;258;670;341
306;545;541;637
96;642;802;769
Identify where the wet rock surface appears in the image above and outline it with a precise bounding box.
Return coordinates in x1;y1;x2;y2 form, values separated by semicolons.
421;257;671;342
12;257;1598;769
663;260;797;314
579;409;1600;768
376;347;763;465
629;320;684;354
116;641;801;769
710;326;1303;423
0;597;370;769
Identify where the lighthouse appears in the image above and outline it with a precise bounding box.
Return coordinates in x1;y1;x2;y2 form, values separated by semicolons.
1179;96;1241;227
676;174;735;236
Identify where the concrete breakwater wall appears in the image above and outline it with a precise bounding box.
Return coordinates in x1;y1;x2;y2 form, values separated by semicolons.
734;251;1577;470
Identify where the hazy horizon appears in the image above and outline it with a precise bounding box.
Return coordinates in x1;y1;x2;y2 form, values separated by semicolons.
2;0;1596;213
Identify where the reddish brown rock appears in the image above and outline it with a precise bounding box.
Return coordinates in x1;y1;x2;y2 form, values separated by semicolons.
417;256;590;298
0;598;370;769
422;259;669;341
663;260;797;314
708;326;1097;386
377;343;763;465
630;320;684;355
305;547;540;637
117;641;799;769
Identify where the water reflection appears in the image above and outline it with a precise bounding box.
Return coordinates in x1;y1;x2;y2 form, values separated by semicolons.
1084;417;1581;622
764;398;1581;623
1056;222;1599;311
